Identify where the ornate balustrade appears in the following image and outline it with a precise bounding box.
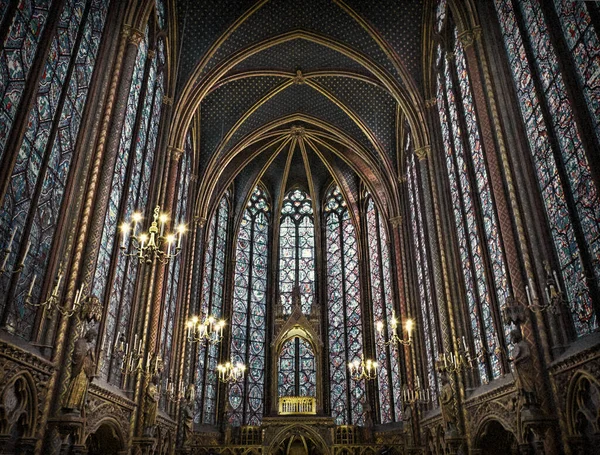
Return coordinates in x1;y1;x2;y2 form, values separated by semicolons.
278;396;317;415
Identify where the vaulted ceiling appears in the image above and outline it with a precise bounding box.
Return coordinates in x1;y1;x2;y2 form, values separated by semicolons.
172;0;430;225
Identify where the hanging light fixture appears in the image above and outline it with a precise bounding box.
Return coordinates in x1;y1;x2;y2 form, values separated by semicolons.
120;205;186;264
217;360;246;384
348;355;378;381
376;313;413;347
185;315;226;346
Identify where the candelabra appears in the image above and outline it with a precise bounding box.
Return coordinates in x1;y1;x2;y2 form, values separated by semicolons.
402;375;431;405
376;314;413;347
186;315;226;346
525;266;565;314
217;361;246;384
348;355;378;381
0;228;28;276
164;378;188;403
437;337;475;374
113;333;161;377
120;205;186;264
25;265;86;318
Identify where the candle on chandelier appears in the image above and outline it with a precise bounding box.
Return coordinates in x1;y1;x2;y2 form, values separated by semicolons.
27;274;36;297
1;228;16;270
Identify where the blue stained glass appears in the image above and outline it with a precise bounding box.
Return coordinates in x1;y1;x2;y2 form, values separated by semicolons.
437;72;489;383
407;153;438;405
494;0;598;334
435;0;447;33
0;0;51;163
326;186;365;425
155;0;166;29
279;189;315;314
277;337;316;398
96;28;148;380
196;195;229;424
553;1;600;145
0;0;108;339
442;54;502;379
230;186;269;426
454;34;512;350
366;197;401;423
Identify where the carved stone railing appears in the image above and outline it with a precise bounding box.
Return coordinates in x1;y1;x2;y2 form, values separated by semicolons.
278;396;317;415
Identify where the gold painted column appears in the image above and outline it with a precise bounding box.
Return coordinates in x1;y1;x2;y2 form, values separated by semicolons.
131;145;184;450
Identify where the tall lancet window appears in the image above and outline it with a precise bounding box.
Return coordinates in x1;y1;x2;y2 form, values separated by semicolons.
195;195;229;424
435;8;510;383
278;336;317;398
366;196;402;423
229;186;269;426
407;148;439;404
0;0;109;339
493;0;599;335
279;189;315;314
93;16;166;385
325;186;365;425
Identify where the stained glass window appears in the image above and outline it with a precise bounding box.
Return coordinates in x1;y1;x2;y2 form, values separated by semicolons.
0;0;109;339
0;0;52;163
494;0;599;335
279;189;315;314
366;196;402;423
435;0;447;33
553;0;600;146
434;17;512;382
90;22;167;384
195;195;229;425
161;131;192;400
229;186;269;426
406;149;439;404
325;185;365;425
277;336;316;398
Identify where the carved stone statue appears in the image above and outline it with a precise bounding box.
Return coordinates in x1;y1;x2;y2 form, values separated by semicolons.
510;329;537;406
439;371;457;435
63;328;97;414
143;374;160;435
182;384;195;443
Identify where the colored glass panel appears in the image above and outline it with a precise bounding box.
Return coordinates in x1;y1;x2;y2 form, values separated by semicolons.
230;186;269;426
554;0;600;146
277;337;316;397
279;189;315;314
407;153;439;404
494;0;598;334
196;196;229;424
367;197;401;423
0;0;51;162
326;186;365;425
437;72;489;383
95;28;148;380
444;55;502;379
0;0;108;338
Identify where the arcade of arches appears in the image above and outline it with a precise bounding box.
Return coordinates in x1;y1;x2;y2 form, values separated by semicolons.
0;0;598;454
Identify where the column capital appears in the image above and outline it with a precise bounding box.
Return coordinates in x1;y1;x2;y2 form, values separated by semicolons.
458;30;476;49
425;98;437;109
415;145;431;162
124;25;144;46
194;216;207;228
390;216;403;227
168;145;184;161
162;95;173;106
